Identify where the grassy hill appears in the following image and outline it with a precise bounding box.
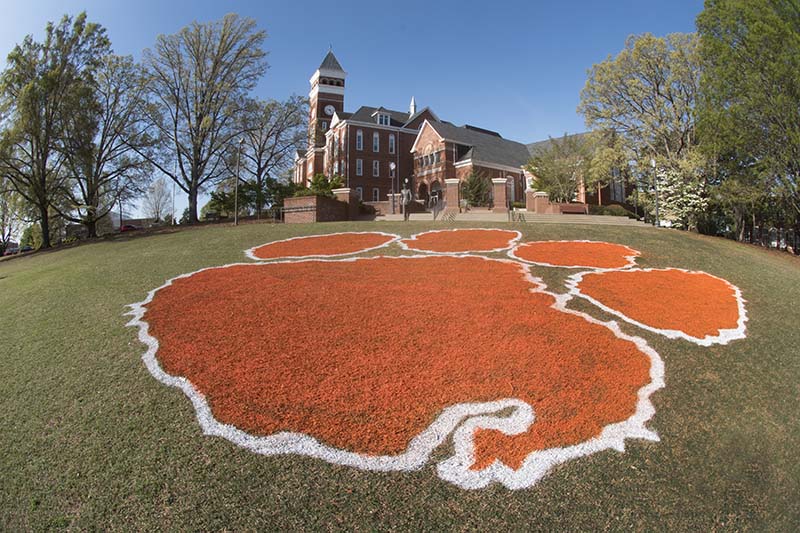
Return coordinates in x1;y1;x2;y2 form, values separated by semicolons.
1;221;798;530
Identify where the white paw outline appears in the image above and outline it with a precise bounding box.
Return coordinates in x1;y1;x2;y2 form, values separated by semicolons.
566;267;748;347
244;231;400;261
398;228;522;255
508;239;641;271
126;234;746;489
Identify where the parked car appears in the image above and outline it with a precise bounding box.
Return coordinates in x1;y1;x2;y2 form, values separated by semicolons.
20;245;33;253
120;224;140;233
3;247;19;256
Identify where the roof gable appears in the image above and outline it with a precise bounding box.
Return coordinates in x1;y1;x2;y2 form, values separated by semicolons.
318;50;344;72
428;121;532;168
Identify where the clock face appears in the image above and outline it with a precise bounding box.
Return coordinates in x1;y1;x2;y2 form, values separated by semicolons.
324;105;335;116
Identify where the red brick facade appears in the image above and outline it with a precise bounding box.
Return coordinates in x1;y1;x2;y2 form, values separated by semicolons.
294;52;584;213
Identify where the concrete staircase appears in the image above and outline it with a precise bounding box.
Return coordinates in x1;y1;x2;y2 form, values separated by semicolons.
379;211;648;226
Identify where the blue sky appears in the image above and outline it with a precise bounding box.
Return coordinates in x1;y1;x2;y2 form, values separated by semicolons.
1;0;703;217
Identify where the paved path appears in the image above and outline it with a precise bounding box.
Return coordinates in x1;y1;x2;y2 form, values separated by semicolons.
378;212;649;226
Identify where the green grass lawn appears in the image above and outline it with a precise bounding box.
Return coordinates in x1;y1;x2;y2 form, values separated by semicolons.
1;220;799;530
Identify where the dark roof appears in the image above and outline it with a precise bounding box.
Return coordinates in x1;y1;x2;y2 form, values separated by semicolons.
404;106;440;127
526;132;591;157
428;121;532;168
347;106;413;127
318;50;344;72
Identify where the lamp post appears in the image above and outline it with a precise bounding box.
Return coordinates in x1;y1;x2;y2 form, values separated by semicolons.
402;178;409;221
235;137;243;226
650;157;659;227
627;159;639;220
172;157;177;225
390;162;396;214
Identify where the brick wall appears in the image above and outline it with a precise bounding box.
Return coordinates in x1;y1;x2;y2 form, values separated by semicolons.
283;195;348;224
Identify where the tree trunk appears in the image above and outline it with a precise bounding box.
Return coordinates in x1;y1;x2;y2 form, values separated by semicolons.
86;218;98;238
39;203;51;249
597;183;602;206
188;187;199;224
256;179;263;219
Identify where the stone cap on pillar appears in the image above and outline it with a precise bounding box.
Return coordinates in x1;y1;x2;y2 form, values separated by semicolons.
331;187;352;194
492;177;509;184
444;178;460;185
533;191;549;197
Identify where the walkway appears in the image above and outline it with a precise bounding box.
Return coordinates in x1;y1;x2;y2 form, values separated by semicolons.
378;212;648;227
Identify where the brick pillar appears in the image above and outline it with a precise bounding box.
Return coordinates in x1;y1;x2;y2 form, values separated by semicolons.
525;189;537;211
444;178;460;212
492;177;509;213
332;187;358;220
387;193;401;215
532;191;550;214
576;175;586;204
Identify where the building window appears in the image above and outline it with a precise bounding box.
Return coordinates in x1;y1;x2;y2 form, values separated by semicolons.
434;151;440;163
389;134;396;154
356;186;363;201
321;121;327;131
356;130;363;151
372;188;380;201
373;160;380;177
373;132;379;152
378;114;390;126
356;159;363;176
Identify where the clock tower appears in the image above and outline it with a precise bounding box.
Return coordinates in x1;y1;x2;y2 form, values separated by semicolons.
306;51;346;178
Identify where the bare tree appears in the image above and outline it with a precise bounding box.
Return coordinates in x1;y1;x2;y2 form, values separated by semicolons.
140;14;268;223
56;54;153;237
230;96;307;217
141;176;172;222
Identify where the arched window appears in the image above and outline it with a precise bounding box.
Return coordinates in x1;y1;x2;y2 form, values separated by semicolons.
389;134;396;154
356;130;363;151
373;132;380;152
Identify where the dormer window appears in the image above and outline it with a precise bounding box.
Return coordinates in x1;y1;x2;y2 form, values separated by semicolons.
378;114;391;126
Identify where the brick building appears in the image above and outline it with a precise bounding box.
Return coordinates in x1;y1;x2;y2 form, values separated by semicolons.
293;51;534;207
294;51;627;209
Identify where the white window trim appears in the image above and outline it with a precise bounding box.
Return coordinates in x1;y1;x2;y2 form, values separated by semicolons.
356;159;363;176
356;186;363;200
372;188;380;201
373;132;380;152
378;114;390;126
372;160;380;177
356;129;363;151
389;134;396;154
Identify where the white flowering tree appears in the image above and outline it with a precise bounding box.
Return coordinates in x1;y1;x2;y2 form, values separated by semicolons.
658;168;707;230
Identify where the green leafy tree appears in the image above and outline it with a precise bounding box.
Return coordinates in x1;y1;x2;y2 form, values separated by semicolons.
461;171;490;207
587;131;628;206
0;12;110;248
56;54;153;237
526;134;592;203
697;0;800;223
300;173;342;198
0;181;26;253
579;32;715;229
579;33;701;166
140;14;268;223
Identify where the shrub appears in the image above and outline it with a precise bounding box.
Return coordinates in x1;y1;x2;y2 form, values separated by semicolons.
589;204;636;218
